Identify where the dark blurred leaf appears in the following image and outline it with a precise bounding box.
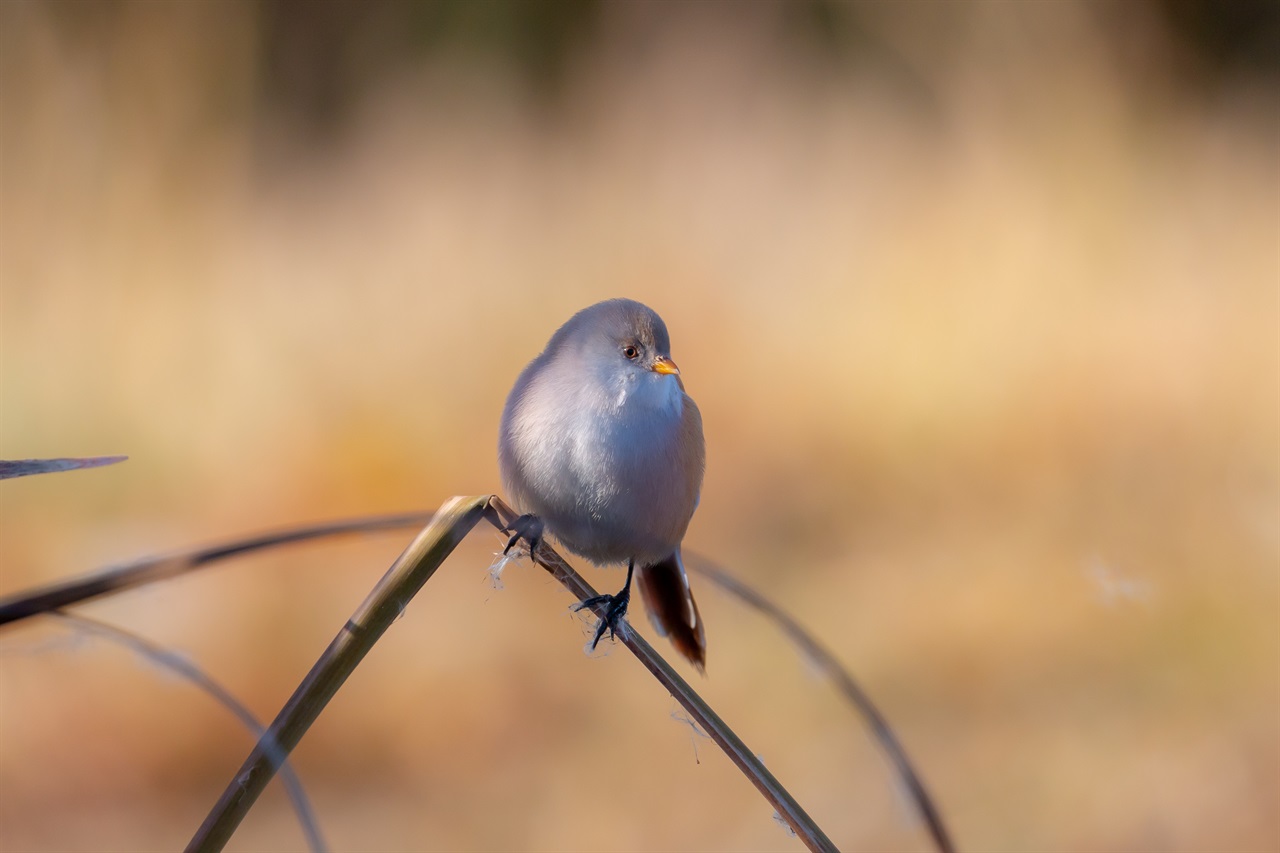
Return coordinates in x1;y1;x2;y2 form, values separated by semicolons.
1160;0;1280;80
253;0;601;133
0;456;128;480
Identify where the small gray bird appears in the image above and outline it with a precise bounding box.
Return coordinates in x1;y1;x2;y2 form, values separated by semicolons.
498;299;707;668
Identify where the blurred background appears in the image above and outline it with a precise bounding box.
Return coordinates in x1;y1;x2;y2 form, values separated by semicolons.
1;1;1276;850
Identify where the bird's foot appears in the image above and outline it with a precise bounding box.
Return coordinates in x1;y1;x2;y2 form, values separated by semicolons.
574;583;632;651
502;514;544;560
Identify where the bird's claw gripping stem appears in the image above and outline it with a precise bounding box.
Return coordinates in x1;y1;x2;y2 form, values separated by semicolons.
573;559;636;651
575;586;632;651
503;514;544;560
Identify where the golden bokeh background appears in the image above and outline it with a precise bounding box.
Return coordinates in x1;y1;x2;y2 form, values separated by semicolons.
1;2;1276;850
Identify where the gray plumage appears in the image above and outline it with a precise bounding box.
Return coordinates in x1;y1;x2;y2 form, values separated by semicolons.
498;298;707;667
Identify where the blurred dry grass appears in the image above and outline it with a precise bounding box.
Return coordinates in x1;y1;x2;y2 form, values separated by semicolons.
1;2;1277;850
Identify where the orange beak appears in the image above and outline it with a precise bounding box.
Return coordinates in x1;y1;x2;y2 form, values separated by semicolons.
651;356;681;376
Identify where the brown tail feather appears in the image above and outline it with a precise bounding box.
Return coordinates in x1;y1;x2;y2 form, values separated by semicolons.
636;550;706;671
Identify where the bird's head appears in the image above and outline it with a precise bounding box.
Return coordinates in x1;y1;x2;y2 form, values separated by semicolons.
550;298;686;403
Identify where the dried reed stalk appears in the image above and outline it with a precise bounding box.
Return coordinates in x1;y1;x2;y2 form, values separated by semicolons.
2;501;950;851
184;496;835;852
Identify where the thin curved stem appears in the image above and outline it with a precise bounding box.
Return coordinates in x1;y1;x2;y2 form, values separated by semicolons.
684;554;956;853
45;612;328;853
0;512;434;627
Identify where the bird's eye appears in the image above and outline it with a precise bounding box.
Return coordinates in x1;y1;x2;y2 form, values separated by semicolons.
622;345;639;360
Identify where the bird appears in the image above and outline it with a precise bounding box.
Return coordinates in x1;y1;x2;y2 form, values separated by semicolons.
498;298;707;669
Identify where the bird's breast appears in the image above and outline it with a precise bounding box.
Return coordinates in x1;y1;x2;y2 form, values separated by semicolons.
508;378;695;564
